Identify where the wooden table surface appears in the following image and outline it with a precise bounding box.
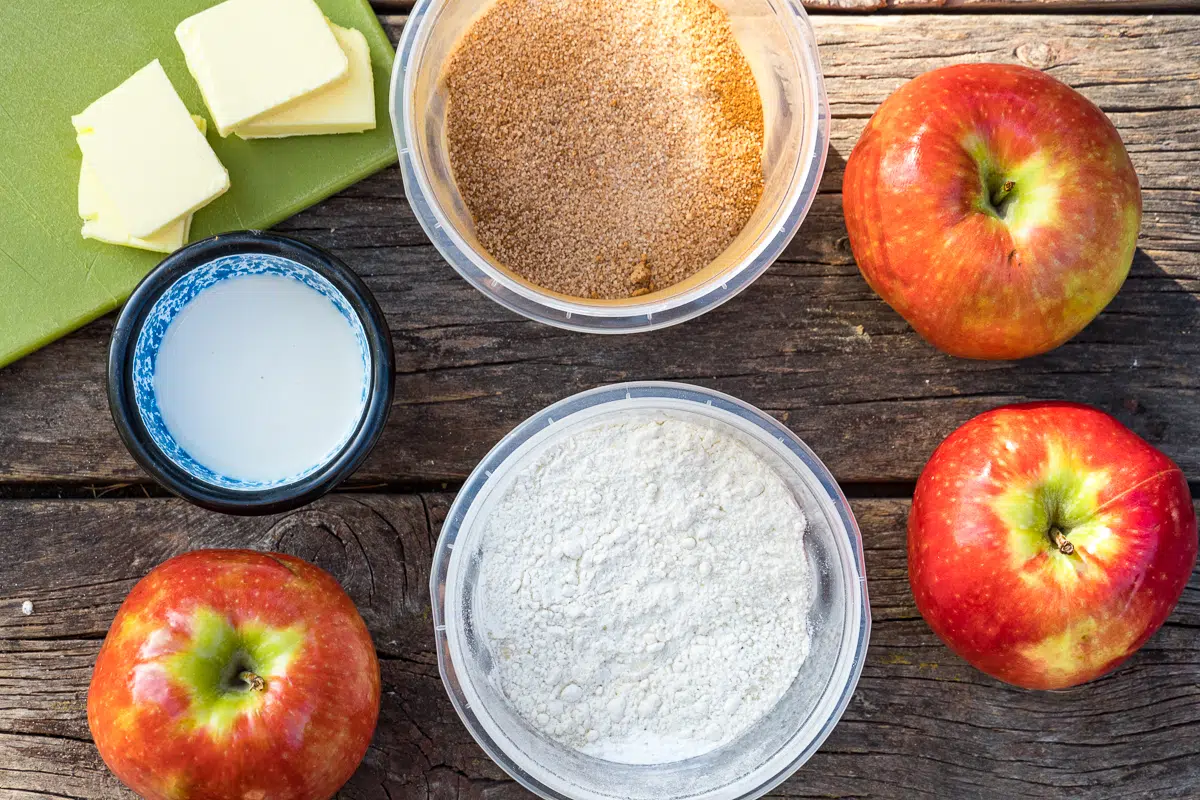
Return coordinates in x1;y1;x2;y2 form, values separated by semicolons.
2;3;1198;799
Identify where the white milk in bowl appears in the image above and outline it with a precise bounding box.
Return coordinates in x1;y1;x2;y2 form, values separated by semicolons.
137;255;370;490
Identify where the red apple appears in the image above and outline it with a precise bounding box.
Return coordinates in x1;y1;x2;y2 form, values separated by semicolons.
88;550;380;800
909;403;1196;689
843;64;1141;360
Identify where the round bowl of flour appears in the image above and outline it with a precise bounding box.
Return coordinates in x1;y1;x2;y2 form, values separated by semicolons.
431;382;869;800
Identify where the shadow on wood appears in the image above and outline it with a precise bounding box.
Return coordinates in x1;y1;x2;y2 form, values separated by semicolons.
1082;247;1200;456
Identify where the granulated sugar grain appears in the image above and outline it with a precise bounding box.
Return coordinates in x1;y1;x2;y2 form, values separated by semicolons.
444;0;765;300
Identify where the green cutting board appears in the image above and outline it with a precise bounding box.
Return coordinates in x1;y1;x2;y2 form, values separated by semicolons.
0;0;398;367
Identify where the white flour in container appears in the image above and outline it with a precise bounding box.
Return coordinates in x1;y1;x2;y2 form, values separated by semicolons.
477;416;813;763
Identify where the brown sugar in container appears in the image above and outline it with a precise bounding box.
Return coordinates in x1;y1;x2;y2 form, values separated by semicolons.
393;0;830;333
443;0;767;302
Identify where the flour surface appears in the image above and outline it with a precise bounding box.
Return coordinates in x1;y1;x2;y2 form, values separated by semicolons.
478;417;813;763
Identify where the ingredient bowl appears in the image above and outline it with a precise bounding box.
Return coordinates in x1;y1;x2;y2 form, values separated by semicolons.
393;0;829;333
108;231;394;516
431;382;870;800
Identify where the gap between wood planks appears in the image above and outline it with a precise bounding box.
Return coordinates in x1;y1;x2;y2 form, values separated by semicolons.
0;479;915;500
1;480;1198;500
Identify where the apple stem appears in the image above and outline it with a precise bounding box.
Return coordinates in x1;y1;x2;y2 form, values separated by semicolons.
1051;528;1075;555
238;670;267;692
990;180;1016;209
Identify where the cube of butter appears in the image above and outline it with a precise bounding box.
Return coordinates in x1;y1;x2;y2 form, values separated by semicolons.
78;116;208;254
73;61;229;239
176;0;349;137
235;23;375;139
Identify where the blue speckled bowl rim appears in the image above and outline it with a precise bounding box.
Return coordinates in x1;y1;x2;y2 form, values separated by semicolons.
108;231;395;516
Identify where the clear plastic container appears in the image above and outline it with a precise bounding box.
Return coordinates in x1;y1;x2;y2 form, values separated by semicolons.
392;0;829;333
431;382;870;800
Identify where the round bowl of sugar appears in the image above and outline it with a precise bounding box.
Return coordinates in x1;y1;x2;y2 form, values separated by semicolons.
107;231;394;515
431;382;869;800
393;0;829;333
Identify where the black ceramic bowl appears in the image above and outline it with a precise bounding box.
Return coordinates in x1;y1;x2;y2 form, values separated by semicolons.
108;231;394;515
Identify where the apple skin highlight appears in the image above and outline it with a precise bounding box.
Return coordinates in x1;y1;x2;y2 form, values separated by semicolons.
908;402;1196;690
843;64;1142;360
87;549;380;800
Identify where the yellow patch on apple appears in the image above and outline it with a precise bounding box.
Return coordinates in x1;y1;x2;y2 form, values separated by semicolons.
1019;610;1150;687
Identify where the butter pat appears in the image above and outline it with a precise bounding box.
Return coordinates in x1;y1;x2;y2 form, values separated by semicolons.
78;117;207;254
73;61;229;239
80;167;192;253
176;0;349;137
235;23;375;139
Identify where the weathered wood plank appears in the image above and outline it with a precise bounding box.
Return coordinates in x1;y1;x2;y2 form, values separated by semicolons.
1;496;1197;799
919;0;1195;8
0;14;1196;488
368;0;1200;14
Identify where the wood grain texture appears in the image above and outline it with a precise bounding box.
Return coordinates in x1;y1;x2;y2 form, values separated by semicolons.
4;14;1196;489
368;0;1200;13
0;496;1196;799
